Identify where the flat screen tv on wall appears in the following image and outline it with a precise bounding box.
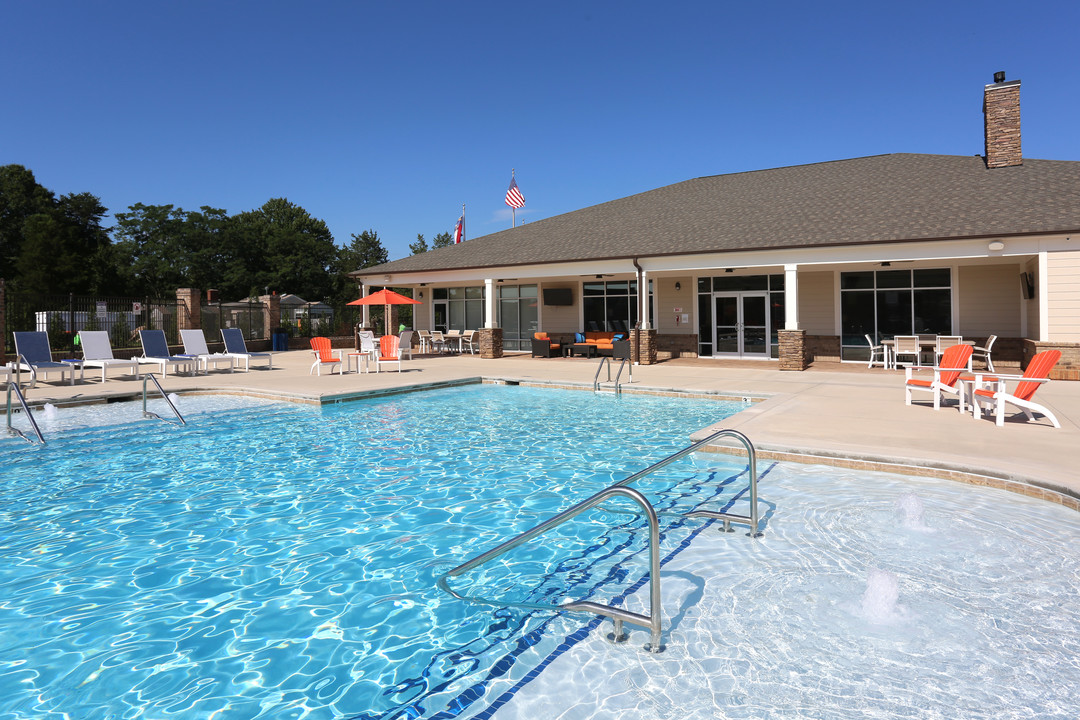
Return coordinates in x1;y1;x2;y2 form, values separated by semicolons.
542;288;573;306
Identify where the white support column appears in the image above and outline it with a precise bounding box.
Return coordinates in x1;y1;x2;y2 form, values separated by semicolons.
639;269;651;330
361;285;370;328
784;264;800;330
484;278;498;329
1038;251;1049;342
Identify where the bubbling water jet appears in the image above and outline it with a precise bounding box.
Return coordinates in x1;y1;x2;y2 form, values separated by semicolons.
895;492;926;529
860;568;901;624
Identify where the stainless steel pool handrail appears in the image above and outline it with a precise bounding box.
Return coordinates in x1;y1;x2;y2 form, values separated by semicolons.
6;379;44;444
439;485;664;652
142;374;186;425
593;356;629;394
438;427;761;652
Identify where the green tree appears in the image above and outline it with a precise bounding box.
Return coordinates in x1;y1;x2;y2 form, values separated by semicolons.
112;204;190;297
409;233;429;255
230;198;337;300
432;231;453;249
330;229;388;305
0;164;56;281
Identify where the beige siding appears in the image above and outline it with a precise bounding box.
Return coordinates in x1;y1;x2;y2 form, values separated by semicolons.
1025;258;1039;340
958;264;1022;337
655;276;695;333
1047;250;1080;341
537;283;580;335
797;271;834;334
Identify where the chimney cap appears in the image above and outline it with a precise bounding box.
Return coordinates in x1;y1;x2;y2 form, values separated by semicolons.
994;71;1006;83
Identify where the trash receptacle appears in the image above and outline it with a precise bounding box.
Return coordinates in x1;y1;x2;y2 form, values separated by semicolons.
271;329;289;351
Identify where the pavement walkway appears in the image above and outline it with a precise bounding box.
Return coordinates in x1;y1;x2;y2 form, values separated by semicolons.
8;349;1079;508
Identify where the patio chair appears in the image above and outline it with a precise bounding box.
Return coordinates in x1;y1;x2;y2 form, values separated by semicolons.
531;332;561;358
77;330;140;382
934;336;965;368
865;334;887;369
430;330;448;354
179;329;236;374
11;331;80;387
375;334;402;372
891;335;921;368
417;329;433;354
309;337;343;375
971;350;1061;428
399;330;415;360
221;328;274;370
444;329;463;353
138;330;197;377
461;329;478;354
970;335;997;372
904;343;973;411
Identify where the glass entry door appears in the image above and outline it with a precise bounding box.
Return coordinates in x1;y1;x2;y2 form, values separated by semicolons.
713;292;769;358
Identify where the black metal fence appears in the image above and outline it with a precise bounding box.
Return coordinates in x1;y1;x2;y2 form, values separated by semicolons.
4;292;187;357
200;299;267;344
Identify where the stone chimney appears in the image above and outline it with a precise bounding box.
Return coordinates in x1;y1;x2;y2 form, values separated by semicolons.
983;71;1021;168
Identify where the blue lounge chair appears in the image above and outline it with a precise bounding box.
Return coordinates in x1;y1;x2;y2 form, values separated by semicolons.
138;330;197;376
221;328;273;370
12;331;80;387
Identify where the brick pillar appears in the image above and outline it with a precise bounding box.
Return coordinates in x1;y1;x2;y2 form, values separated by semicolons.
260;293;281;338
630;329;657;365
479;327;503;359
778;329;809;371
983;74;1022;168
176;288;200;330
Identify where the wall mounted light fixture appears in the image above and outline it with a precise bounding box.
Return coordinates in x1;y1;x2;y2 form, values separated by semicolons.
988;240;1005;251
418;291;423;300
674;281;681;291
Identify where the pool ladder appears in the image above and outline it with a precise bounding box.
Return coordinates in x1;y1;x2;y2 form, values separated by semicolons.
6;381;45;444
438;428;759;653
593;355;631;394
142;374;186;425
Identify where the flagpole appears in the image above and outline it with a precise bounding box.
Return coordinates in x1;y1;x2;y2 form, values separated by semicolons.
462;203;466;242
511;169;516;228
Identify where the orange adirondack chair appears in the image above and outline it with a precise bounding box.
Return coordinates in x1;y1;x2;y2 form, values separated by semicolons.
904;342;974;410
375;334;402;372
971;350;1061;427
309;337;342;376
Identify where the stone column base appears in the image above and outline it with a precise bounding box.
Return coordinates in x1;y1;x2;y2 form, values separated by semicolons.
480;328;504;359
630;329;657;365
778;329;809;371
1022;339;1080;381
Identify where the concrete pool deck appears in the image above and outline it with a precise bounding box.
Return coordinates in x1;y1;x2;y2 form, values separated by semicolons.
8;349;1079;508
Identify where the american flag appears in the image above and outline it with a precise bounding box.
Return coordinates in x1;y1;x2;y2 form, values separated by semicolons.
453;214;464;244
505;176;525;209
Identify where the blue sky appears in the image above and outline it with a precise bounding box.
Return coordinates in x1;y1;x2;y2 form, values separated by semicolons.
3;1;1078;263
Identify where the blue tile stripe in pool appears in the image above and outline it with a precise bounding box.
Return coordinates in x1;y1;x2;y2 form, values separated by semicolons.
373;461;778;720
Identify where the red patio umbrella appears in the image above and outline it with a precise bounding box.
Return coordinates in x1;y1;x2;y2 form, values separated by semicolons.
348;288;421;335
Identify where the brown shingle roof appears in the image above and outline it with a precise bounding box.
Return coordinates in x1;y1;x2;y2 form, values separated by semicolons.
352;154;1080;277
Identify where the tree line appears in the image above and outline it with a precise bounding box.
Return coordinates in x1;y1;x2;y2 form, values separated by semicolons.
0;164;454;305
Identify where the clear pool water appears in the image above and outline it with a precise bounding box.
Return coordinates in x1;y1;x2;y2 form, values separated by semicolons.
0;386;748;719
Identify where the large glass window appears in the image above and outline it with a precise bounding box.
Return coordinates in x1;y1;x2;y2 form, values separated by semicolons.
497;284;537;351
582;280;652;332
433;286;485;332
840;268;952;361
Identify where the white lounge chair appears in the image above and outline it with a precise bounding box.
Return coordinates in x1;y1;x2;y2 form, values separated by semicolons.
11;331;80;387
221;328;273;370
971;350;1061;428
138;330;197;376
179;329;236;374
77;331;140;382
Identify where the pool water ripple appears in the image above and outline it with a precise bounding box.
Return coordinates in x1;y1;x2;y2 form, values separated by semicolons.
1;386;744;719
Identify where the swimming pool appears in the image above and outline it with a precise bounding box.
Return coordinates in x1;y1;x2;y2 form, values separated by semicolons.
3;385;1078;719
0;386;748;719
